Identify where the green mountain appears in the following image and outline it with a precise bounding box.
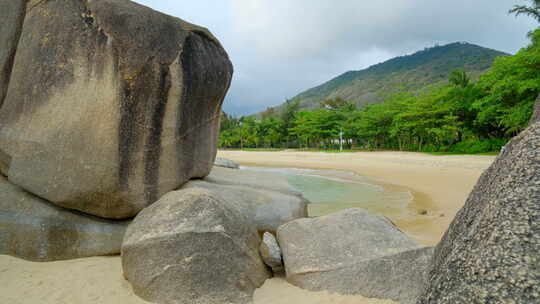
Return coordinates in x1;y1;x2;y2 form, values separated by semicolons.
273;42;508;112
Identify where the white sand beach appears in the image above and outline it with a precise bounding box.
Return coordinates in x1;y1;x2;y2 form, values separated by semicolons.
0;254;395;304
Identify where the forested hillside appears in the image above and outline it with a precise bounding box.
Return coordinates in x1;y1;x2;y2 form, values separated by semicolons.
271;42;507;113
220;28;540;154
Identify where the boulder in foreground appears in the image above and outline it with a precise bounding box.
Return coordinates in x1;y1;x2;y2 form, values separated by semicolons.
278;208;427;303
0;0;233;219
418;118;540;303
0;182;127;262
290;246;434;304
182;179;308;233
0;0;26;110
122;188;270;304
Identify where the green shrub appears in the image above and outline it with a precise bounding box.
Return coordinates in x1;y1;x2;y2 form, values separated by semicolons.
449;138;507;154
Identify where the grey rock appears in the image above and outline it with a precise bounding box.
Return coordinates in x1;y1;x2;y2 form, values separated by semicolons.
182;180;308;233
214;157;240;169
206;167;301;196
260;232;284;274
122;188;270;304
418;120;540;303
0;181;128;262
530;94;540;125
0;0;25;109
278;208;424;301
0;0;233;219
291;246;434;304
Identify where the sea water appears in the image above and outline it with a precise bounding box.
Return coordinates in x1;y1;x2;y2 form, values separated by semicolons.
241;166;413;218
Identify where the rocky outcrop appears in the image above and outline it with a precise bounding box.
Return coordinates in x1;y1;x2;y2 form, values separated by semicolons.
0;182;127;262
206;167;301;196
182;179;308;233
214;157;239;169
260;232;284;274
0;0;233;219
278;208;427;303
418;122;540;302
122;188;270;304
298;246;433;304
530;93;540;125
0;0;26;109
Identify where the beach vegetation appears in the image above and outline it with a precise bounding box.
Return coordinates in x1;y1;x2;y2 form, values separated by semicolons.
220;28;540;154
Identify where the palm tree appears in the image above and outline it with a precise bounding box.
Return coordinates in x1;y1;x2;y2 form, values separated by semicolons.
509;0;540;22
449;69;470;88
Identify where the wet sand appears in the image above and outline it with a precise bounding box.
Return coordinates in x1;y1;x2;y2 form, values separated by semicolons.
0;151;494;304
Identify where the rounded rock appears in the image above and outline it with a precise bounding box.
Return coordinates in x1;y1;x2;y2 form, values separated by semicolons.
121;188;270;304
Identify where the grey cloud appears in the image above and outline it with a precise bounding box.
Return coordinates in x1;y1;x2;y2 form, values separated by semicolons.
135;0;536;115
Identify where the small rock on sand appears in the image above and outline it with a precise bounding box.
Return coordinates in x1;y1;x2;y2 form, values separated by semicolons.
260;232;284;274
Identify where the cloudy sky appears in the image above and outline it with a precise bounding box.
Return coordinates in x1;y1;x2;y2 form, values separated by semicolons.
135;0;537;116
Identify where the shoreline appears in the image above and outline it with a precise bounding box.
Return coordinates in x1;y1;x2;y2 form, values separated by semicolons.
236;160;438;245
218;150;496;245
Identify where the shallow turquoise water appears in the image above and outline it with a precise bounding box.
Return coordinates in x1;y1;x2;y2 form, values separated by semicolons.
286;173;380;205
242;167;412;217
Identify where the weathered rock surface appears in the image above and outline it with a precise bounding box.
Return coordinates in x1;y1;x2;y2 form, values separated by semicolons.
0;182;128;262
293;246;433;304
0;0;233;219
418;123;540;302
206;167;301;195
0;0;26;109
214;157;239;169
122;188;270;304
530;93;540;125
260;232;284;274
278;208;425;302
182;179;308;233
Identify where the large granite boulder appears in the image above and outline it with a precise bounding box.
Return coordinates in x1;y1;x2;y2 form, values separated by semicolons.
418;120;540;302
0;0;25;110
278;208;429;303
182;180;308;233
122;188;270;304
0;0;233;219
0;181;128;262
299;246;433;304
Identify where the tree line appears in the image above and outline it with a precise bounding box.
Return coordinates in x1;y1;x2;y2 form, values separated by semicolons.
220;26;540;154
